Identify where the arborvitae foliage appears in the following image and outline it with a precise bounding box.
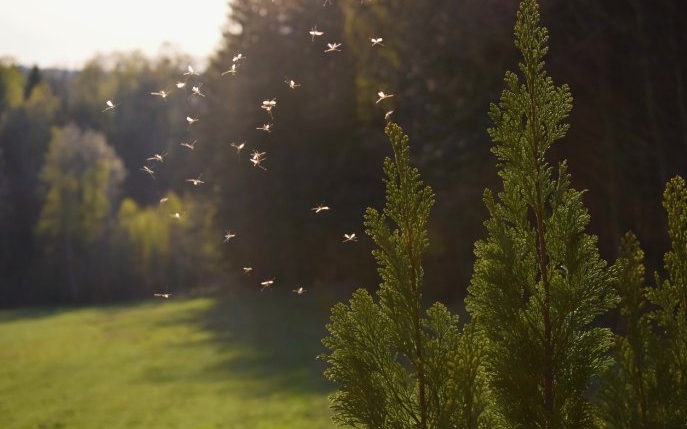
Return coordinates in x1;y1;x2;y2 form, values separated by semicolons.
647;176;687;425
598;179;687;428
596;233;660;429
321;123;489;429
466;0;617;427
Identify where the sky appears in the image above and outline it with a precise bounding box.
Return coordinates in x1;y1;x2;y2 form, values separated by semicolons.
0;0;230;69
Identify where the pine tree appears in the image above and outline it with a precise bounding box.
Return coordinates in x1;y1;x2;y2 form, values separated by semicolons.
465;0;618;427
321;123;489;429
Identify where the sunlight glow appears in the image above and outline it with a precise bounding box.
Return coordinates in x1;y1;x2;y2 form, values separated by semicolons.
0;0;229;69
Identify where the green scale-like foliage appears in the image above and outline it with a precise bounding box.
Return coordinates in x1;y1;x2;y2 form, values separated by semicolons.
322;123;490;429
596;233;671;429
647;176;687;425
466;1;617;428
597;178;687;428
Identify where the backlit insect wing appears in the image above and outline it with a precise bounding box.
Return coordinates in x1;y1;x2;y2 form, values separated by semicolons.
221;64;238;76
256;123;272;132
151;90;169;98
224;230;236;242
183;65;198;76
343;233;358;242
285;79;301;89
243;267;253;275
232;53;245;63
191;85;205;97
180;140;197;150
186;116;199;125
292;287;307;295
176;81;186;88
102;100;117;112
370;37;384;46
385;110;394;121
376;91;394;104
153;293;172;298
260;279;275;291
311;204;330;213
147;153;166;163
170;212;181;219
325;43;342;52
140;165;155;179
309;26;324;41
185;174;204;186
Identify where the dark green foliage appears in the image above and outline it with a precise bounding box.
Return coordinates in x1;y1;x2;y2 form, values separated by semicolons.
596;233;667;429
647;176;687;424
598;178;687;428
322;123;489;429
466;1;617;427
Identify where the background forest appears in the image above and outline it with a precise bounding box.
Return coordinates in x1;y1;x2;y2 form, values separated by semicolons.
1;0;686;306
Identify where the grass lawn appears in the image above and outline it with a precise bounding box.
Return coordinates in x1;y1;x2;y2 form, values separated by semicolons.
0;287;347;429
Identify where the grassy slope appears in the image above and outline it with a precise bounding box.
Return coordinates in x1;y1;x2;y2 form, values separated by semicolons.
0;288;344;429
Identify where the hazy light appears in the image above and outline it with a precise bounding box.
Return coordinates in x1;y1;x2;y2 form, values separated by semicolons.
0;0;228;69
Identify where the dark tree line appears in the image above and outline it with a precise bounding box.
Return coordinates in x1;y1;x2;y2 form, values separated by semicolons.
1;0;685;305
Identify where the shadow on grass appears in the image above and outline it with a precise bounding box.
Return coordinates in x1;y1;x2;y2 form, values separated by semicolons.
148;282;359;396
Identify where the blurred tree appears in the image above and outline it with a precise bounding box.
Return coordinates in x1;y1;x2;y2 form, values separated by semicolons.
118;192;223;298
34;124;126;302
0;69;57;304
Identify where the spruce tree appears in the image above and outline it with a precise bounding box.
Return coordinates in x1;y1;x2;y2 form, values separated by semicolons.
321;123;489;429
465;0;617;427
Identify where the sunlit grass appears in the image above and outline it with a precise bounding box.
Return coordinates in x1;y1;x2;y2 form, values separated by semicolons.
0;288;343;429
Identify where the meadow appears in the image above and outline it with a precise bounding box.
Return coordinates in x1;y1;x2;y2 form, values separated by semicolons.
0;287;345;429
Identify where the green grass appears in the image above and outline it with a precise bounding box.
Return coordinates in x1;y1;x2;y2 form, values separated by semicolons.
0;287;347;429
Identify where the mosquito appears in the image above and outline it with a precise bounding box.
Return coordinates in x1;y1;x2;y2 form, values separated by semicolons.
370;37;384;46
256;123;272;133
151;89;170;99
376;91;394;104
186;174;204;186
154;293;172;298
140;165;155;179
230;142;246;152
170;212;181;219
191;84;205;98
311;204;330;213
285;79;301;89
260;279;275;291
224;230;236;242
183;65;199;76
180;140;197;150
159;197;169;205
147;152;167;163
292;286;307;295
221;64;238;76
343;233;358;242
102;100;117;112
176;81;186;89
186;116;199;125
261;99;276;118
250;150;267;170
232;53;245;63
243;267;253;275
325;42;342;52
385;110;394;121
309;26;324;41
